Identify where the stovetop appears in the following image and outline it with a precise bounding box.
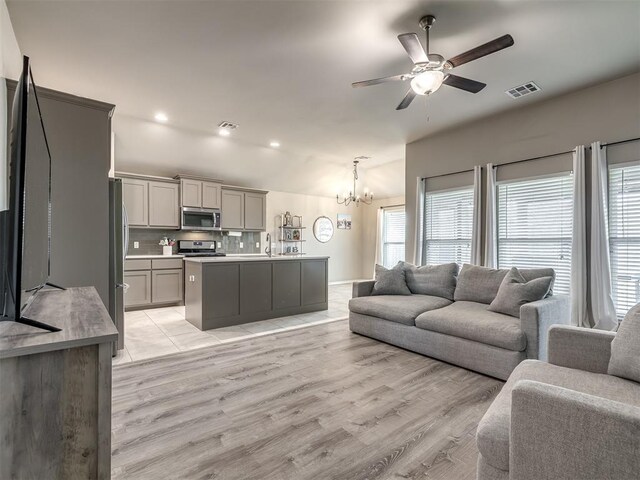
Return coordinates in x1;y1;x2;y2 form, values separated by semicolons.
177;240;225;257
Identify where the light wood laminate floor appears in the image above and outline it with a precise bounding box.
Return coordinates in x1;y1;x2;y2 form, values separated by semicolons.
112;319;502;479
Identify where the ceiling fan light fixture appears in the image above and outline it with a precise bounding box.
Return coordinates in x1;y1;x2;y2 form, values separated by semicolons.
410;70;444;95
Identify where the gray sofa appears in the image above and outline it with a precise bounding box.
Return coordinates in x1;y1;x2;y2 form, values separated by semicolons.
349;264;570;380
477;323;640;480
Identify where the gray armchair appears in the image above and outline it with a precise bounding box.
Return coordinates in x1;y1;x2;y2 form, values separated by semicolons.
477;325;640;480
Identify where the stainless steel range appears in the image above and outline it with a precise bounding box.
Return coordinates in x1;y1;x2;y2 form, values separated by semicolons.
177;240;226;257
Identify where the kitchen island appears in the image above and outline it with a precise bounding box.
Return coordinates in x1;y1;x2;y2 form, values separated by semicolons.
184;255;329;330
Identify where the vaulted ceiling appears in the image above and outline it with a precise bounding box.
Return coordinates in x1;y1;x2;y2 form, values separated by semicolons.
7;0;640;197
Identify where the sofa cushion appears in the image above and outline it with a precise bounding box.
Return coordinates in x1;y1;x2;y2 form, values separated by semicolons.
349;295;451;326
608;303;640;383
477;359;640;471
415;301;526;351
371;263;411;296
400;262;458;300
488;267;553;318
454;264;556;304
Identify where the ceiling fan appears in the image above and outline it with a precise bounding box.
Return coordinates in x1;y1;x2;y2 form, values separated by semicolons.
352;15;514;110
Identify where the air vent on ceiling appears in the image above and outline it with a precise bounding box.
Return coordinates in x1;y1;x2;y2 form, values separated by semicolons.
505;82;541;99
218;121;238;129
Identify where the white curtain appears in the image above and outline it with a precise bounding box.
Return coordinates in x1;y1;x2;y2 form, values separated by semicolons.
413;177;425;265
571;146;589;327
470;165;482;265
590;142;618;330
484;163;497;268
373;207;383;275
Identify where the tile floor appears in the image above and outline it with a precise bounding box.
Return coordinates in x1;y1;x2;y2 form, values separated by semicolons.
113;283;353;365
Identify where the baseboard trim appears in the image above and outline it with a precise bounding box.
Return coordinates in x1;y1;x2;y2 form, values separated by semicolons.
329;279;371;286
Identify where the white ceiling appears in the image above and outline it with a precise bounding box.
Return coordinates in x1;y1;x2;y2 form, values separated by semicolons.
6;0;640;198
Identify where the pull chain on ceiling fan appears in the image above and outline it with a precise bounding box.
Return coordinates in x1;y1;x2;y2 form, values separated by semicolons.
352;15;514;110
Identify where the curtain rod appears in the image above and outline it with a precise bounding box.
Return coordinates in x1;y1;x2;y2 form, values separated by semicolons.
491;149;575;169
379;204;405;210
596;137;640;149
421;167;475;181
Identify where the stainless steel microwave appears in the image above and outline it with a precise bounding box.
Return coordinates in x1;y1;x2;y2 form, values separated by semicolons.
181;207;221;231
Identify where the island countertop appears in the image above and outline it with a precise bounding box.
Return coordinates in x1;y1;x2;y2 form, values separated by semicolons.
184;255;329;263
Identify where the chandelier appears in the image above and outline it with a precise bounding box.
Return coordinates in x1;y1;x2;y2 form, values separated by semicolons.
336;157;373;207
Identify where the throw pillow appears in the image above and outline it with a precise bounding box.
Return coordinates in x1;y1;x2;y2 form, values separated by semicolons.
454;264;507;304
488;267;553;318
371;263;411;296
608;303;640;383
401;262;458;300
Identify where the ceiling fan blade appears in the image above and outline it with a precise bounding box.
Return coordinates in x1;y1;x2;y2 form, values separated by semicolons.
446;34;514;68
396;89;417;110
398;33;429;64
443;74;486;93
351;74;407;88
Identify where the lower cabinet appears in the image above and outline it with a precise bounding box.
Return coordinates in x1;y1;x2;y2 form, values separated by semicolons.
124;258;184;309
123;271;152;308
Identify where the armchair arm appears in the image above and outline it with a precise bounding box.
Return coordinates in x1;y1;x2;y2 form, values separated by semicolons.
352;280;375;298
547;325;615;374
520;295;570;361
511;380;640;480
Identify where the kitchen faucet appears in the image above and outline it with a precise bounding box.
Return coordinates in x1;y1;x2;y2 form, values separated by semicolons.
265;233;272;257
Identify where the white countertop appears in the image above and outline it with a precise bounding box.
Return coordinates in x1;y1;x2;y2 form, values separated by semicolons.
184;255;329;263
126;254;184;259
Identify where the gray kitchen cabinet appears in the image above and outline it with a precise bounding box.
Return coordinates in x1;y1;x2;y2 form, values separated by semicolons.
124;271;152;308
244;192;266;230
122;178;148;226
152;268;183;304
184;257;328;330
181;179;202;208
221;189;245;230
149;181;180;228
202;181;222;209
273;261;302;309
302;259;328;306
180;178;222;209
124;257;184;310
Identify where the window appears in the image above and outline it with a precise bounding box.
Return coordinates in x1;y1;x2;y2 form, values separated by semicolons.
423;187;474;265
609;164;640;317
497;174;573;295
381;206;405;268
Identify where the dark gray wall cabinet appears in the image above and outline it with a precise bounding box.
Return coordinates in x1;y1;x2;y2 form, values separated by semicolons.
221;187;267;231
121;175;180;229
185;257;328;330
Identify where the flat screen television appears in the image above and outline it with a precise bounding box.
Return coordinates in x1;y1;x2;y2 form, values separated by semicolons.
0;56;60;332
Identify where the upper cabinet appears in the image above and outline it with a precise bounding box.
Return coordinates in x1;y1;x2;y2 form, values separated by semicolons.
122;178;148;226
178;176;222;209
221;187;267;231
120;175;180;229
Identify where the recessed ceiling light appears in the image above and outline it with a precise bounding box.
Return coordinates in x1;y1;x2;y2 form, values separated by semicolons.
269;141;280;148
218;128;231;137
154;112;168;123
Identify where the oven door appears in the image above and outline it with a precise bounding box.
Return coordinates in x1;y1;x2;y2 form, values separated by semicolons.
181;207;221;231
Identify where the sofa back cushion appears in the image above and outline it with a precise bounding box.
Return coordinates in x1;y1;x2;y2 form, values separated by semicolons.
454;264;556;304
401;262;459;300
608;303;640;383
371;263;412;296
488;267;553;318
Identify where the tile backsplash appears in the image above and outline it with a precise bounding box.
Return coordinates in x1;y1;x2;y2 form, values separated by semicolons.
128;229;262;255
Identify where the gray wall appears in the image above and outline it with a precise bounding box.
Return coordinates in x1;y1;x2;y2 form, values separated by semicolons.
7;83;114;306
405;72;640;262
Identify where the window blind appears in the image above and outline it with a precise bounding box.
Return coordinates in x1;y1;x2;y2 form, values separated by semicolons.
423;187;474;265
382;207;405;268
609;164;640;317
497;174;573;295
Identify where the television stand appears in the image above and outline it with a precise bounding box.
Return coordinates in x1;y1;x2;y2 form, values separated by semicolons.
15;316;61;332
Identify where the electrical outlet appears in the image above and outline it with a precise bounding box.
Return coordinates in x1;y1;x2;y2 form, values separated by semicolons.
217;241;222;249
133;241;139;249
240;242;244;249
256;242;260;248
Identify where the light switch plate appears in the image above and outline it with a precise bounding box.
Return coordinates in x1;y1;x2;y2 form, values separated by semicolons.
217;241;222;248
239;242;244;249
133;241;139;249
256;242;260;248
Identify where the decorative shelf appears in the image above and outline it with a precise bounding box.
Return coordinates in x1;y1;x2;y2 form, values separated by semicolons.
278;239;306;243
280;226;306;230
276;252;307;256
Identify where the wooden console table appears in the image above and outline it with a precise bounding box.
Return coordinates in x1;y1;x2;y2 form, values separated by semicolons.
0;287;117;479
